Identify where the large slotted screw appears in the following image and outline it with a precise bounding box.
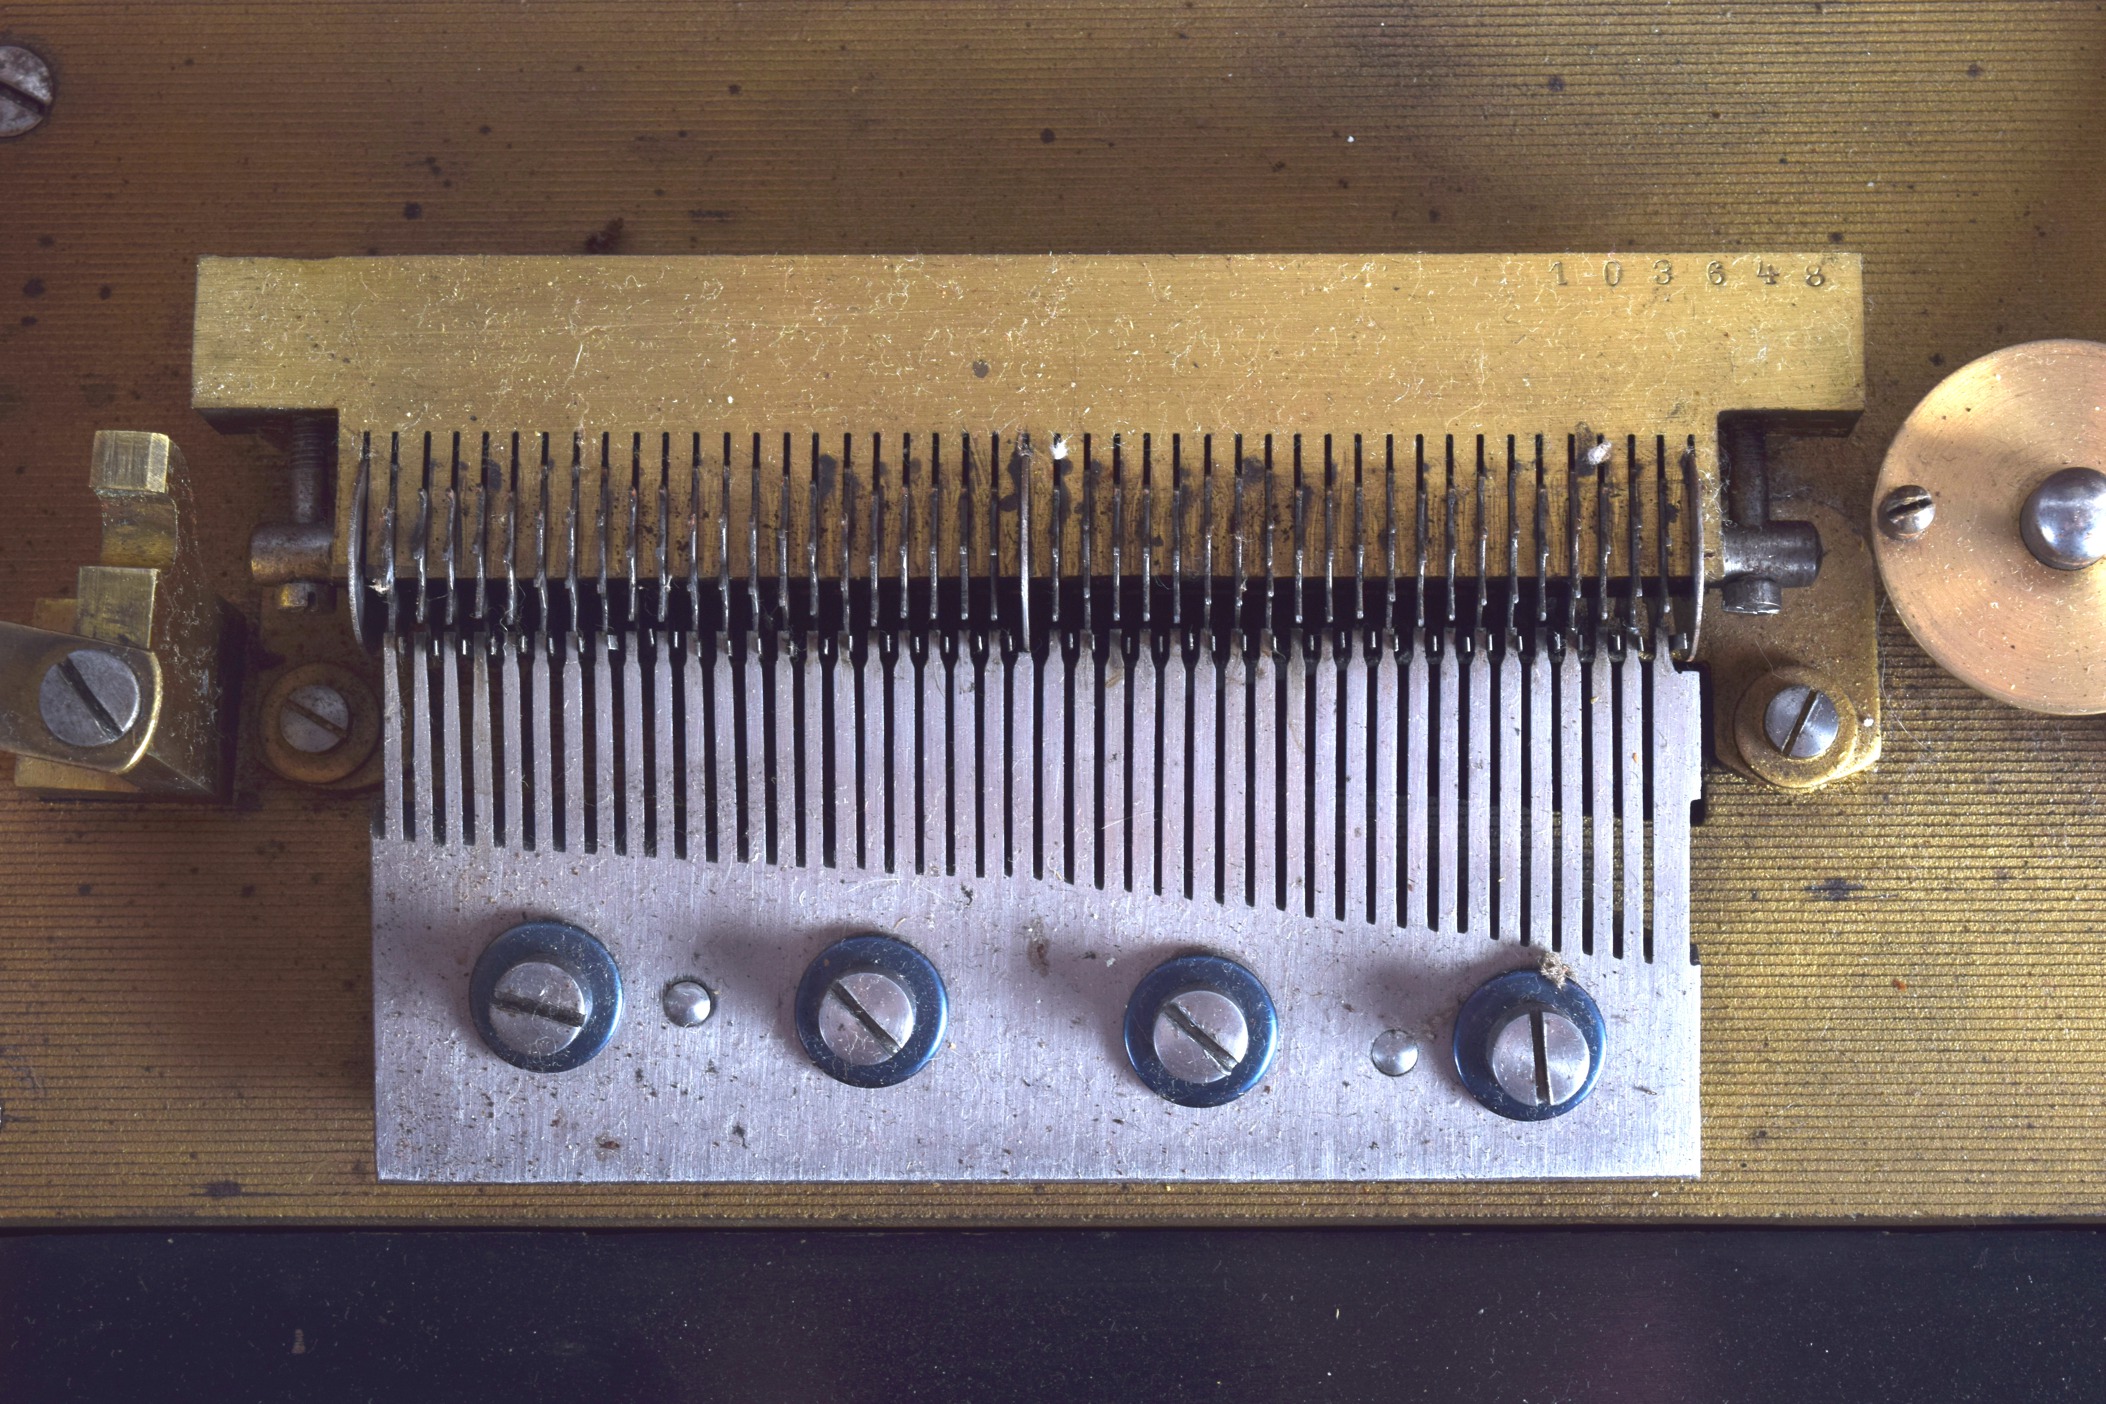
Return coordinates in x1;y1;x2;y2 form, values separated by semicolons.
1123;954;1279;1108
38;649;141;748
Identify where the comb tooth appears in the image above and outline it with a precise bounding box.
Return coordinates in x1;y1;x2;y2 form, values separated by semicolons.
1369;638;1399;928
472;432;490;629
621;617;645;857
1588;647;1615;955
442;431;459;635
1526;640;1553;947
499;641;523;850
1401;639;1428;928
590;637;615;855
1308;630;1339;921
1279;636;1306;913
1619;647;1645;958
709;629;736;864
410;641;437;844
470;640;495;847
1220;641;1250;907
1191;638;1221;905
1465;646;1492;939
528;643;552;852
380;635;405;842
502;432;520;635
1555;644;1583;953
348;432;372;649
1069;639;1098;891
1497;644;1523;943
412;432;432;629
556;638;581;853
1238;643;1271;909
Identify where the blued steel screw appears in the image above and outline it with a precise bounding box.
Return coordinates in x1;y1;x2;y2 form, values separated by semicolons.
0;47;52;138
38;649;141;747
1878;484;1935;541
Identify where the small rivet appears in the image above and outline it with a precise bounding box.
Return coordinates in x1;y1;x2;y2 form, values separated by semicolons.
661;979;714;1028
1369;1029;1419;1077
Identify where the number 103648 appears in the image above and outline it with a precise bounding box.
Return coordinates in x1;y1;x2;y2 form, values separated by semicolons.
1547;258;1832;289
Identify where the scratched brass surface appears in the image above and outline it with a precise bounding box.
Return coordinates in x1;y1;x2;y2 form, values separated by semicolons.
190;250;1862;614
0;2;2102;1224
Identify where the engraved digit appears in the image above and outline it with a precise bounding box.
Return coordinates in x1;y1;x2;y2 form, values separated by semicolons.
1603;260;1623;287
1805;264;1827;288
1550;260;1568;287
1757;260;1780;286
1706;259;1726;286
1653;259;1673;285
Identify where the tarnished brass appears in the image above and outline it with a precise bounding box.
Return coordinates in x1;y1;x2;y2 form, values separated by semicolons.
193;254;1865;632
1873;340;2106;715
256;661;380;789
1708;502;1883;788
3;432;233;798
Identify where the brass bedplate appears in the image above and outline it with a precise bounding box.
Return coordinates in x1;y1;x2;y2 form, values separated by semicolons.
1;0;2101;1224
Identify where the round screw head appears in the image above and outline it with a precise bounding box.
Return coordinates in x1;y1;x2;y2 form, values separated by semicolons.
470;921;624;1074
662;978;714;1028
485;960;589;1060
1878;483;1935;541
0;47;53;139
1369;1029;1420;1078
37;649;142;748
1763;683;1841;760
1151;989;1252;1085
2019;466;2106;572
818;970;916;1067
1122;954;1280;1107
279;682;351;754
1489;1007;1593;1108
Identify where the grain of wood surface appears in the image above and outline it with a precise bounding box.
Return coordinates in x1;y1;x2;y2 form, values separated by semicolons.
0;1;2101;1223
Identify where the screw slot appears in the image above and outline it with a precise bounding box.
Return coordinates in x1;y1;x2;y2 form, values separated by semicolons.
37;649;141;748
1763;683;1841;760
0;47;53;139
1122;955;1279;1108
1878;484;1935;541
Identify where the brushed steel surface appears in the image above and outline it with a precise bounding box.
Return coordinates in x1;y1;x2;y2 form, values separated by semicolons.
373;634;1703;1182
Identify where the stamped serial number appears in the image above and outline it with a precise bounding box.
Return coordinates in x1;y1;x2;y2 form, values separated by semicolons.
1548;257;1831;290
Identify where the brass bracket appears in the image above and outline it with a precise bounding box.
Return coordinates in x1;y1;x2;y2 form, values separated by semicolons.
1702;500;1882;789
2;431;236;798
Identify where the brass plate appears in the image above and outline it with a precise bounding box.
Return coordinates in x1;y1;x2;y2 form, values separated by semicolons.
1;1;2103;1225
1873;340;2106;715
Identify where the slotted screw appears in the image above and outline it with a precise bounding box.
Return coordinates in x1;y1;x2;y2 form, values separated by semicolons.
485;960;590;1060
1763;683;1841;761
1151;989;1251;1085
278;682;351;754
0;47;52;138
817;970;916;1067
37;649;141;748
1878;484;1935;541
1488;1007;1592;1108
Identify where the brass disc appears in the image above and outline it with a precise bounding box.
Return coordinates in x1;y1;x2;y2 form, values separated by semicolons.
1873;339;2106;715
